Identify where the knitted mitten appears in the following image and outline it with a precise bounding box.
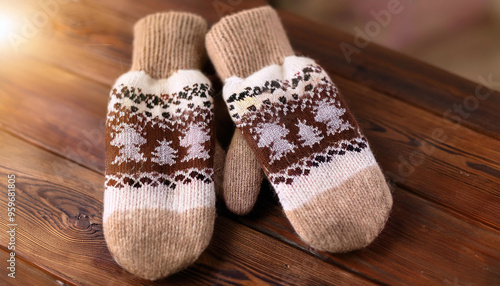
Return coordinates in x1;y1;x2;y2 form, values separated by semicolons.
104;12;215;280
206;6;392;252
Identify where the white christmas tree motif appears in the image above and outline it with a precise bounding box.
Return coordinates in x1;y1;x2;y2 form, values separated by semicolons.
180;123;210;162
314;98;352;135
296;119;323;147
110;123;147;164
151;139;177;165
255;122;296;163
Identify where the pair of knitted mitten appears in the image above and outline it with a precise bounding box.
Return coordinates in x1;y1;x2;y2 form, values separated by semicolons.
103;6;393;281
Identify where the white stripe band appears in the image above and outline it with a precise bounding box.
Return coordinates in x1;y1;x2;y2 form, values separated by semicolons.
103;180;215;221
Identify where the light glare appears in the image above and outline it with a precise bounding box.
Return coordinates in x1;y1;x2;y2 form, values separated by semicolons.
0;15;16;43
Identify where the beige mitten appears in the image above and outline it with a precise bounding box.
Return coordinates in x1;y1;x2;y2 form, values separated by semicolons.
104;12;216;280
207;6;392;252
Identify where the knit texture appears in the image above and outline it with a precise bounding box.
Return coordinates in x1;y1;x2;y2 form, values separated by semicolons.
131;12;207;79
104;12;215;280
206;5;294;215
222;131;263;214
206;6;392;252
206;5;294;80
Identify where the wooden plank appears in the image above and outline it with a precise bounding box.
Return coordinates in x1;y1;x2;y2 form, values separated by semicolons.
7;0;500;142
3;55;498;284
226;186;500;285
332;75;500;229
3;53;500;230
2;0;499;229
2;0;499;284
40;0;500;141
2;0;131;86
0;59;106;174
0;131;375;285
278;11;500;140
178;216;378;285
10;0;500;146
0;247;72;286
4;0;268;87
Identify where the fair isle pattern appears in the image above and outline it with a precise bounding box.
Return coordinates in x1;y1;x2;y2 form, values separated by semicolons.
223;56;372;191
103;12;219;280
105;70;214;191
209;6;392;253
105;168;213;191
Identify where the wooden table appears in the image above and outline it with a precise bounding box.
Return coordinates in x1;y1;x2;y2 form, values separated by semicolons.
1;0;499;285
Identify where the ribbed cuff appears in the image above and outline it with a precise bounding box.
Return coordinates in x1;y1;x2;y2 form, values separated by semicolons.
131;12;207;79
206;6;294;80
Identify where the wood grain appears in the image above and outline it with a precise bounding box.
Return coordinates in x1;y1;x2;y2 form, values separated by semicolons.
3;53;499;231
2;55;499;283
0;131;374;285
1;0;499;285
3;0;499;230
332;75;500;229
226;185;500;285
0;247;72;286
0;57;107;173
278;11;500;140
10;0;500;142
